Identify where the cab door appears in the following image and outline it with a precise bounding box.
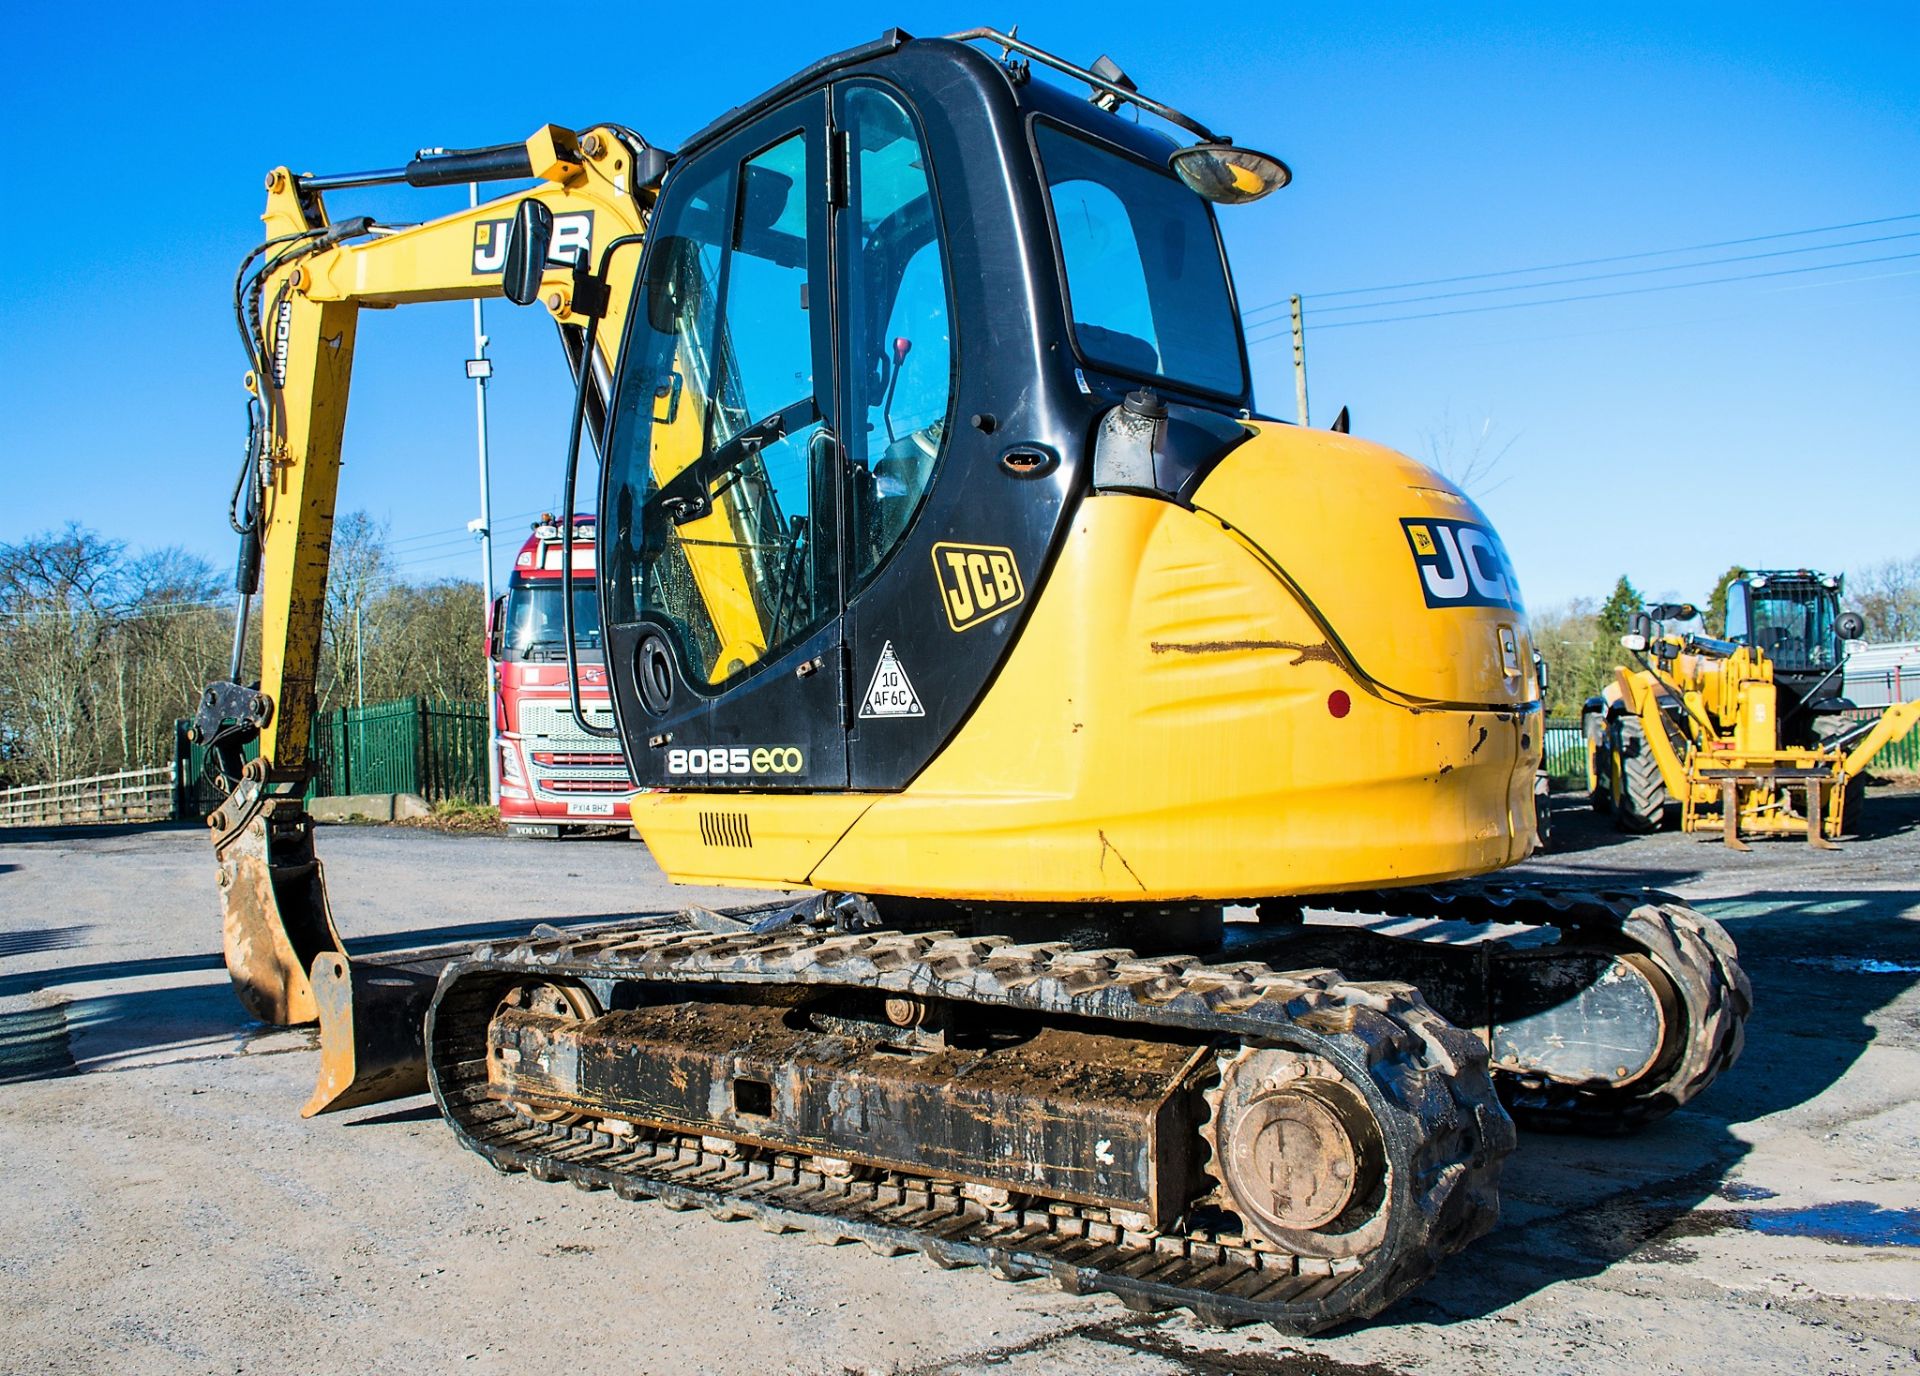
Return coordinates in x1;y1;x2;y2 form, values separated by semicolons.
599;94;849;790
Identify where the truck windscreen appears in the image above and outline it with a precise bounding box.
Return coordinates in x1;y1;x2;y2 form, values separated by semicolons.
505;584;602;662
1035;121;1246;399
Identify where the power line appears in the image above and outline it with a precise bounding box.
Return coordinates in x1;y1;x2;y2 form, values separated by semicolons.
1303;229;1920;316
1239;209;1920;321
1247;249;1920;342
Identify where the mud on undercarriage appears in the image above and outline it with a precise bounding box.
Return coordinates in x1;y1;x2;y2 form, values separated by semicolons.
403;882;1746;1333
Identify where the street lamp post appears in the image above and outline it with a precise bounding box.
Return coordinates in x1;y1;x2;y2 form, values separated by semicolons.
468;182;501;807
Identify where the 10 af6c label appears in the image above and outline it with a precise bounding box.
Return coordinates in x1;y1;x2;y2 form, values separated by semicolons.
932;542;1025;631
666;746;803;776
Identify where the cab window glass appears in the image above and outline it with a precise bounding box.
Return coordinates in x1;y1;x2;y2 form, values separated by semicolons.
1036;121;1245;397
603;123;835;691
841;85;953;586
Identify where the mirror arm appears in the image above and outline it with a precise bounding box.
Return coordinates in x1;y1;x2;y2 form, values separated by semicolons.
559;234;649;741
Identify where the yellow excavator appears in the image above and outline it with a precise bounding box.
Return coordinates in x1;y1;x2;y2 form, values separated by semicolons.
193;28;1748;1332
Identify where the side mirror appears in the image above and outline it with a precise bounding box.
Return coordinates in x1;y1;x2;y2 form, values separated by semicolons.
501;200;554;306
486;594;508;661
1169;143;1292;204
1837;610;1867;641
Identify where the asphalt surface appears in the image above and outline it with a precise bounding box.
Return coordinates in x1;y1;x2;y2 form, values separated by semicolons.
3;794;1918;1374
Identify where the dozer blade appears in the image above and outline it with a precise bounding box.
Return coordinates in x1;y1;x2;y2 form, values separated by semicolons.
303;917;692;1117
303;951;445;1117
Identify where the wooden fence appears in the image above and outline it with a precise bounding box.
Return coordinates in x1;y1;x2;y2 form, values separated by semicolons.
0;764;177;827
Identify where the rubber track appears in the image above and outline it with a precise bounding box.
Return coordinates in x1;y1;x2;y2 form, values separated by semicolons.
426;927;1515;1333
1324;881;1752;1132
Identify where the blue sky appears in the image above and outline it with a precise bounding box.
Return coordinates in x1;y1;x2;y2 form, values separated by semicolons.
1;2;1914;610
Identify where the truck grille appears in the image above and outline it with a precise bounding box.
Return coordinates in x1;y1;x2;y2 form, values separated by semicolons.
517;701;635;795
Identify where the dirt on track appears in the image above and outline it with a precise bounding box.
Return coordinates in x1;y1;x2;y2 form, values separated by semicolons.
2;795;1919;1374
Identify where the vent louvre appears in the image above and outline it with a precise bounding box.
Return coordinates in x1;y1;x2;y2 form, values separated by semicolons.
698;810;753;848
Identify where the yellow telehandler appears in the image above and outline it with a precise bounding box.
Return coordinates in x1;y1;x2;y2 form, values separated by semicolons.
191;27;1748;1331
1586;576;1920;846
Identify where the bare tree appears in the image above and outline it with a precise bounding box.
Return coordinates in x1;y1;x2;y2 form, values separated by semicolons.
1421;407;1520;498
0;527;228;783
0;517;490;786
317;511;393;713
1850;554;1920;642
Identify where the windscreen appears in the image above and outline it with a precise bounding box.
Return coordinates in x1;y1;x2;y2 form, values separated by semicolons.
1036;122;1246;398
1750;585;1838;672
504;583;602;663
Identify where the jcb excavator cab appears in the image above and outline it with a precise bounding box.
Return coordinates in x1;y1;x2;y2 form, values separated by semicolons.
519;29;1546;902
590;34;1262;791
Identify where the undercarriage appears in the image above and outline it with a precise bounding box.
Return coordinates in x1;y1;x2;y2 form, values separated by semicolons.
404;881;1746;1332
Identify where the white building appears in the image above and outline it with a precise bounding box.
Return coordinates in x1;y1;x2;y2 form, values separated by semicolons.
1845;640;1920;707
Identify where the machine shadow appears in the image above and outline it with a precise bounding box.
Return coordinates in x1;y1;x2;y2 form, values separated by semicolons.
1534;794;1650;855
0;820;203;844
1373;880;1920;1329
0;913;688;1080
1849;785;1920;841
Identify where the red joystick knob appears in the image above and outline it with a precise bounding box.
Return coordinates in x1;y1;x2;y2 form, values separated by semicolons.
892;336;912;365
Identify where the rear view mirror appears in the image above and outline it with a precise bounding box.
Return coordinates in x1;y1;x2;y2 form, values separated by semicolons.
486;594;507;661
1837;610;1867;641
1169;143;1291;204
501;200;554;306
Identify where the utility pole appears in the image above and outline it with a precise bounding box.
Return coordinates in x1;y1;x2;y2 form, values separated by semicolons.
1290;294;1310;428
468;182;501;807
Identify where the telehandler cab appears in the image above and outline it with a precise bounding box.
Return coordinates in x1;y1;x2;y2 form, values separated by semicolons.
193;28;1748;1331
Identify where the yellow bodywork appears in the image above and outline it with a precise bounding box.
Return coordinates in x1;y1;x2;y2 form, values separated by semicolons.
633;428;1543;899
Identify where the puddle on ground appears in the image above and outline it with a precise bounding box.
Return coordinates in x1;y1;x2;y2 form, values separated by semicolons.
1742;1202;1920;1248
1788;956;1920;975
1653;1199;1920;1255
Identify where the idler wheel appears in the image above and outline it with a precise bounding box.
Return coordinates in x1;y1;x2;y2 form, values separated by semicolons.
1203;1048;1389;1259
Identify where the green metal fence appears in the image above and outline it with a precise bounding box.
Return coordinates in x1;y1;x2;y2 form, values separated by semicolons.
1843;708;1920;772
175;696;489;817
1542;717;1589;785
311;697;489;802
1534;709;1920;790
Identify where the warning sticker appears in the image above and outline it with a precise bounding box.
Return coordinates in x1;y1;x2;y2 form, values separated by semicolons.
859;641;925;719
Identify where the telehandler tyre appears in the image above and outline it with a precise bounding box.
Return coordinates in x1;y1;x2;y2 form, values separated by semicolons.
1583;708;1612;813
1611;717;1670;833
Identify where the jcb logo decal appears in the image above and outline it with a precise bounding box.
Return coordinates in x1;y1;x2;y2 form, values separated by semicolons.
471;210;595;275
1402;518;1523;611
932;542;1025;632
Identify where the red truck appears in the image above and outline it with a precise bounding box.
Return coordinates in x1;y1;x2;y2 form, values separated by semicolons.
486;515;637;838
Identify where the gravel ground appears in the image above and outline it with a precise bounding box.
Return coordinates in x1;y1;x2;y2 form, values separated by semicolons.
3;791;1918;1374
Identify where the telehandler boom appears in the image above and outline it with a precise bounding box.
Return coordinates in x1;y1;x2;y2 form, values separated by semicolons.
196;28;1748;1332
